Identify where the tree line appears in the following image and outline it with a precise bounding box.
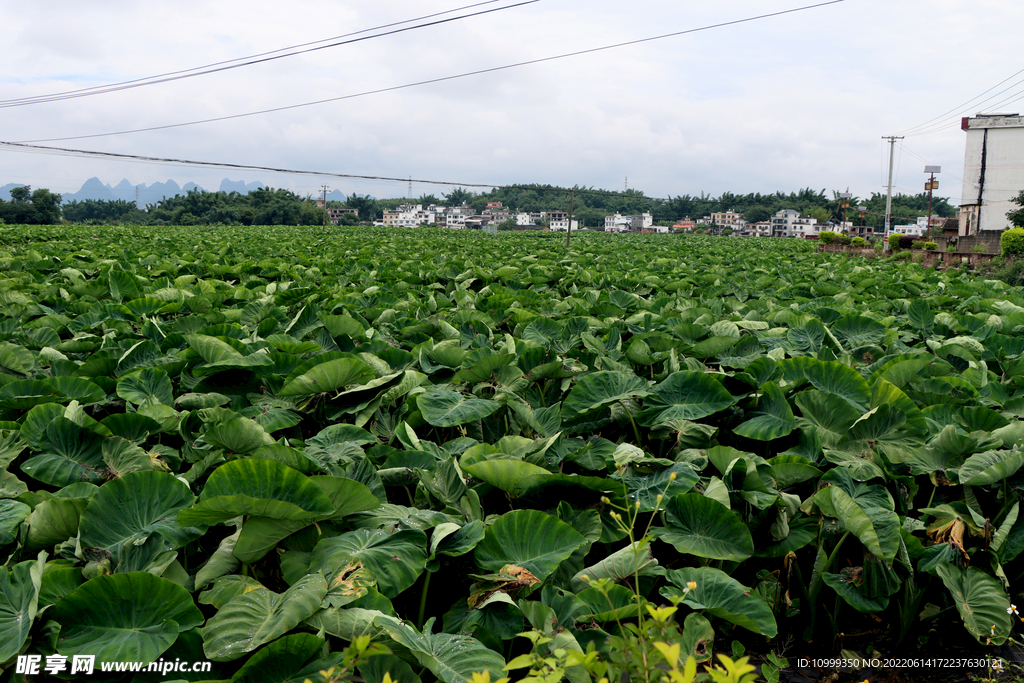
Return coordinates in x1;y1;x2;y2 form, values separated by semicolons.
3;182;958;228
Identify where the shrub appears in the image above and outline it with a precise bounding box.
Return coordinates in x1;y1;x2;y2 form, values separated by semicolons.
889;250;911;261
1002;227;1024;256
818;230;836;244
919;241;938;250
945;245;957;252
874;241;884;254
972;245;987;253
851;237;866;246
834;235;851;245
912;252;925;264
896;235;916;250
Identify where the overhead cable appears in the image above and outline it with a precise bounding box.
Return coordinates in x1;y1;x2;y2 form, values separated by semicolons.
0;1;531;108
15;0;845;144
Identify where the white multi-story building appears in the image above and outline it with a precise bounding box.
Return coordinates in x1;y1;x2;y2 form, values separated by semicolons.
604;212;653;232
739;221;771;237
549;218;579;231
382;204;437;227
444;203;476;228
711;211;745;233
892;224;927;237
959;114;1024;234
770;209;818;238
604;214;632;232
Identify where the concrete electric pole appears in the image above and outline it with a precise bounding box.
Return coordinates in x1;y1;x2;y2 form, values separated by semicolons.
882;135;904;252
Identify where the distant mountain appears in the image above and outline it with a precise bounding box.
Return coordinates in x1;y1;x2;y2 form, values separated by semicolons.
220;179;265;194
58;177;198;206
0;183;26;201
57;177;278;207
4;178;336;207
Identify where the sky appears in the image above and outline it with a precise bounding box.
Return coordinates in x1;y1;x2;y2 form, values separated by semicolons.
1;0;1023;206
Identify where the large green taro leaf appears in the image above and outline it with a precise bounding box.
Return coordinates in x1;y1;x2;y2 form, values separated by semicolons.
310;529;428;598
184;333;245;364
228;633;325;683
0;379;64;410
0;551;44;662
418;390;501;427
474;509;587;582
461;459;551;494
0;498;31;545
116;368;173;407
638;371;736;425
611;463;699;513
814;486;899;563
778;357;871;409
177;458;334;527
822;571;890;613
79;471;199;562
26;497;89;550
20;416;106;487
662;566;777;637
794;390;860;448
570;540;658;593
374;615;507;683
733;382;794;441
51;572;203;663
278;358;375;396
201;572;328;661
203;416;271;454
958;450;1024;486
651;493;754;562
937;564;1013;645
830;314;887;350
559;371;651;421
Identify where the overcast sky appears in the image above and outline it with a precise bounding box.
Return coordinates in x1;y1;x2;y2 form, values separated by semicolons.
2;0;1022;205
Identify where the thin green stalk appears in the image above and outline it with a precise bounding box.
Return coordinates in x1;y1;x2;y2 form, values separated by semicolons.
417;571;432;630
620;400;643;445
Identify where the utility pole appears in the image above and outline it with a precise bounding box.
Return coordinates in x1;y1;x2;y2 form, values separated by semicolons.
321;184;329;230
565;188;575;248
408;176;412;199
839;192;852;235
882;135;903;252
924;165;941;240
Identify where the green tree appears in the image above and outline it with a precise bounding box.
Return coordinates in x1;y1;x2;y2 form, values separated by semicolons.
344;194;378;222
443;187;475;206
742;206;772;224
805;207;831;225
1008;190;1024;228
0;185;63;224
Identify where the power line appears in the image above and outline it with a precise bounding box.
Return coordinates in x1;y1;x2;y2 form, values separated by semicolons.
15;0;845;144
897;66;1024;135
1;138;933;211
0;1;527;108
900;68;1024;138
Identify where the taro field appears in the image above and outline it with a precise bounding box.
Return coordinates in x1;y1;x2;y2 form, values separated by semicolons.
0;223;1023;682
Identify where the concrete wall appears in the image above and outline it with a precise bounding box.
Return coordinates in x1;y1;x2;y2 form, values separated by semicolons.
960;115;1024;233
934;232;1002;253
